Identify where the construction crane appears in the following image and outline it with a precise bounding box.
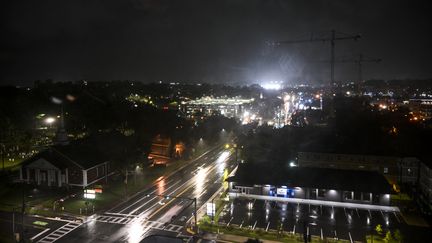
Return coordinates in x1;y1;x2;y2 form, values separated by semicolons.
336;54;381;83
270;30;361;87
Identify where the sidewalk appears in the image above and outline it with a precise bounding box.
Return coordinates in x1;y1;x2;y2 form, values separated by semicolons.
229;193;400;212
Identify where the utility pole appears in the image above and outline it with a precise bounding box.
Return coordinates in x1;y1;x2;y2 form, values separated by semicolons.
330;30;336;87
271;30;361;89
21;181;25;242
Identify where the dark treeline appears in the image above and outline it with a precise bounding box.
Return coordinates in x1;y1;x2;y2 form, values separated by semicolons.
0;82;240;171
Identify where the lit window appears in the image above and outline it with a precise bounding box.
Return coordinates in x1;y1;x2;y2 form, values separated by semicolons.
383;167;388;174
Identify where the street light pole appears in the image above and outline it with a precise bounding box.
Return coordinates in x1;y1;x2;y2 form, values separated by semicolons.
194;198;197;230
21;181;25;242
12;207;15;238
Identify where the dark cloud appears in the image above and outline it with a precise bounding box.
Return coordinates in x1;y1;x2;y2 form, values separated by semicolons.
1;0;431;85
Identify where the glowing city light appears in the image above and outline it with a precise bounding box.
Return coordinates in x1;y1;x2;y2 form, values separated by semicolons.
44;117;56;124
262;82;282;90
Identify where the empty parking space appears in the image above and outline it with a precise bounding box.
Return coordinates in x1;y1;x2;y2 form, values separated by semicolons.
218;198;402;242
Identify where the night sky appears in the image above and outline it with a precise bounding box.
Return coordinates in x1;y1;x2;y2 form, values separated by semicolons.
1;0;432;85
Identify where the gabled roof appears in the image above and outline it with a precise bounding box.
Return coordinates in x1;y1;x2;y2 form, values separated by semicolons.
228;163;392;194
22;143;109;170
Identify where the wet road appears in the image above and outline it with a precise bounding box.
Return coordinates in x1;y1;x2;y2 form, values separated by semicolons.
38;145;236;243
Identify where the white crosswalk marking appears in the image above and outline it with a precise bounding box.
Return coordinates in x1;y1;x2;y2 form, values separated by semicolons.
93;214;183;233
95;215;132;224
138;219;183;233
37;221;82;243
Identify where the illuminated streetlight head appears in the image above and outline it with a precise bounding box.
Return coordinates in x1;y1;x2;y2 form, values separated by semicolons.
44;117;56;124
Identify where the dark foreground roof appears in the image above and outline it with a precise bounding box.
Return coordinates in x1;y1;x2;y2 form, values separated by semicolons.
140;235;183;243
228;163;392;194
22;143;109;170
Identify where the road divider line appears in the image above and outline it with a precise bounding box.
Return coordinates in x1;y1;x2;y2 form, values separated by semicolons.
108;144;223;212
118;180;180;213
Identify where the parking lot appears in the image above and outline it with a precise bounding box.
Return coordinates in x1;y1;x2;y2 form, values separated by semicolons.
218;198;403;242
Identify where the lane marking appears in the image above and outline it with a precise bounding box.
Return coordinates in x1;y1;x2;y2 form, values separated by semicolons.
30;228;51;241
227;217;233;226
108;145;222;212
118;180;180;214
37;222;82;243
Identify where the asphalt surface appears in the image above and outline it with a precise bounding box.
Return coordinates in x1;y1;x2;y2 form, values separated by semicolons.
218;198;403;242
39;145;236;243
0;211;71;242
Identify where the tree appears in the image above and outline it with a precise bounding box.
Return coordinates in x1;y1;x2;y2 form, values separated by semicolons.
384;231;392;243
393;229;402;243
375;224;383;235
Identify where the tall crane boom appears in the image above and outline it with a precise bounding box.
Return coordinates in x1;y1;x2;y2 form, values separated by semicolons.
336;54;381;82
271;30;361;87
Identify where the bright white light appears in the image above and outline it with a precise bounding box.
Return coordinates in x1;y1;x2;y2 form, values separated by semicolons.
194;166;208;197
127;218;147;243
84;193;95;199
289;161;297;167
262;83;281;90
44;117;56;124
216;151;230;163
247;202;253;210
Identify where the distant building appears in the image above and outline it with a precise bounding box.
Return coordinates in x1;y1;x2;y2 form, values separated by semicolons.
228;163;392;206
180;96;254;119
148;135;172;165
20;144;110;188
148;135;185;165
297;152;419;187
408;98;432;120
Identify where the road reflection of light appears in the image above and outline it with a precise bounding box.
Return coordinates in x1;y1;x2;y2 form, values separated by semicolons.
86;215;97;233
127;217;149;243
157;179;165;195
217;151;230;174
247;202;253;210
194;166;208;197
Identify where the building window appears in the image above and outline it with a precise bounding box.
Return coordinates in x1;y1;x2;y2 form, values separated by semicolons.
344;191;353;200
383;167;388;174
318;189;326;198
407;168;413;176
354;192;362;200
363;193;372;201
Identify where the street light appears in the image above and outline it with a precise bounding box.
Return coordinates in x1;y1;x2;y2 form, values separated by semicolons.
44;117;56;124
